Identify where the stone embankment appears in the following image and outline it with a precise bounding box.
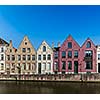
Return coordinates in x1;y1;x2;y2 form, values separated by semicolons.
0;74;100;82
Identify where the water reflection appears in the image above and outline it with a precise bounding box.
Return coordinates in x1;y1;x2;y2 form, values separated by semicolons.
0;81;99;94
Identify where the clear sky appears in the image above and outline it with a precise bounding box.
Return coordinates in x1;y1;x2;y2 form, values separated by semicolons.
0;5;100;49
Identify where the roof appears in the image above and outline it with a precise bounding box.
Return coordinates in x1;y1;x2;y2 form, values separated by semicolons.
81;37;96;48
60;34;80;48
37;40;53;52
53;47;60;51
0;38;9;45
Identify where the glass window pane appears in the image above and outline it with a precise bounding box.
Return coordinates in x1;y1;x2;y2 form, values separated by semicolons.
62;61;66;70
54;52;58;59
68;42;72;48
98;54;100;60
68;51;72;58
47;54;51;60
62;51;66;58
43;46;46;52
74;50;78;58
43;55;46;60
86;42;91;48
68;61;72;70
38;55;41;60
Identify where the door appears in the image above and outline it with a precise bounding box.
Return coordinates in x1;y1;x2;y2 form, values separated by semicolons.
74;61;78;74
98;63;100;73
38;63;41;74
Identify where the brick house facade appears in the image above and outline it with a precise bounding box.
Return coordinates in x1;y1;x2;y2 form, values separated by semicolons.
80;38;97;73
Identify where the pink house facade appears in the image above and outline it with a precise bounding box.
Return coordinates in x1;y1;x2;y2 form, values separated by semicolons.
80;38;97;73
53;35;97;74
53;35;81;74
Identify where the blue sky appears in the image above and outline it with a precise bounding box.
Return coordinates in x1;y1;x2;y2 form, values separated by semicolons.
0;5;100;49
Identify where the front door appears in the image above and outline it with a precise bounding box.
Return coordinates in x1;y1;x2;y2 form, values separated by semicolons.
98;63;100;73
74;61;78;74
38;63;41;74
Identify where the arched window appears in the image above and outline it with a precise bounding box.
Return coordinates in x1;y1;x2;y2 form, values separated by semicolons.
86;42;91;48
43;46;46;52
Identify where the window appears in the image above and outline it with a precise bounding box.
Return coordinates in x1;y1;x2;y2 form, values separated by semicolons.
1;54;4;60
54;62;58;70
43;55;46;60
18;63;20;67
12;55;15;61
1;47;4;52
27;55;30;60
85;61;92;69
12;63;15;67
38;55;41;60
47;63;51;70
86;42;91;48
47;54;51;60
27;48;31;53
32;55;35;60
23;63;26;70
10;49;12;52
23;55;26;60
85;50;92;57
1;63;4;70
43;46;46;52
25;42;27;45
7;55;10;60
32;63;35;70
62;61;66;70
68;51;72;58
42;63;46;70
54;51;58;59
98;54;100;60
68;42;72;48
68;61;72;70
27;63;31;70
22;48;26;53
74;50;78;58
62;51;66;58
18;55;21;61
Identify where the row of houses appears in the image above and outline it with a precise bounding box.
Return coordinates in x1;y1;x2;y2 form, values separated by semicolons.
0;35;100;75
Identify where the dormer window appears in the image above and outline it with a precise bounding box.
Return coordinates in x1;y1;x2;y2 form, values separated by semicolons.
86;42;91;48
43;46;46;52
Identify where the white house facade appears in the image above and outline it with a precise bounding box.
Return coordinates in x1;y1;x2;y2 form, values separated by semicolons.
0;38;9;75
97;45;100;73
36;41;53;74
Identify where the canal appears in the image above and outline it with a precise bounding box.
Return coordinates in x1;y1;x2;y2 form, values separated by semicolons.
0;81;100;94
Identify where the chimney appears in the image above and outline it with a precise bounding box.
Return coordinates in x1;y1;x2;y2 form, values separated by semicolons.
57;42;60;47
9;40;12;47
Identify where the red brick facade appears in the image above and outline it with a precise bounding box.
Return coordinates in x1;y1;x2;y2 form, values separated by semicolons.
53;35;97;74
80;38;97;73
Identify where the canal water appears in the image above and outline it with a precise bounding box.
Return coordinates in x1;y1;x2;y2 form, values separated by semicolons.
0;81;100;94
